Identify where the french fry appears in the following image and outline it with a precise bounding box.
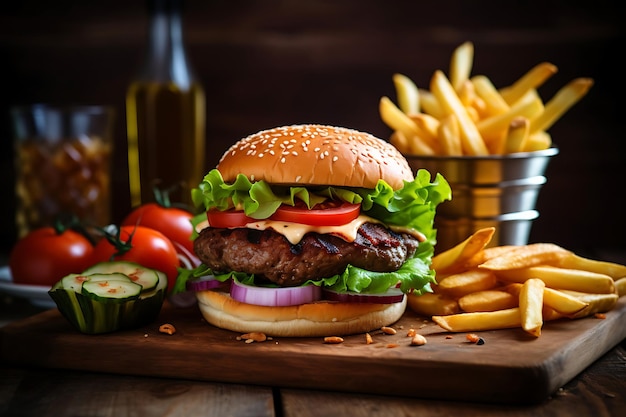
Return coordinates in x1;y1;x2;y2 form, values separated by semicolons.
418;88;445;119
477;89;544;140
437;114;463;156
432;308;521;332
542;287;588;316
449;41;474;93
379;96;420;139
436;269;497;298
462;246;516;272
542;306;566;321
551;252;626;280
501;282;523;298
504;116;530;154
470;95;488;119
389;130;412;154
390;130;436;156
464;104;480;123
523;131;552;152
408;292;460;317
393;73;420;115
410;112;440;139
478;243;571;271
615;277;626;297
430;70;489;155
458;79;477;107
519;278;545;337
500;62;558;105
471;75;509;117
561;291;619;319
530;78;594;133
409;113;442;152
431;227;495;274
458;290;518;313
496;266;616;295
468;245;517;266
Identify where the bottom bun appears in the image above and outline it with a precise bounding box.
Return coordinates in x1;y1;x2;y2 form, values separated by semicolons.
195;290;407;337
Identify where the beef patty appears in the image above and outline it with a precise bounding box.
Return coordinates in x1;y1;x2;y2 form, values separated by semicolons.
193;223;420;286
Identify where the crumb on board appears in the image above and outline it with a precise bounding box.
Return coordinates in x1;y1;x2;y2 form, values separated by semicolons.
324;336;344;344
238;332;267;343
466;333;485;345
159;323;176;335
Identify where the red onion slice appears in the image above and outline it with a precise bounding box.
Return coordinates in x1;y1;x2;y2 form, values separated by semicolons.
230;280;322;307
173;241;202;269
187;275;223;292
322;287;405;304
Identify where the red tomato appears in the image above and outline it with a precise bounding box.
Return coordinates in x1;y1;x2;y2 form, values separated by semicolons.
206;202;361;228
9;227;94;287
270;202;361;226
207;208;256;228
92;225;179;292
122;203;194;254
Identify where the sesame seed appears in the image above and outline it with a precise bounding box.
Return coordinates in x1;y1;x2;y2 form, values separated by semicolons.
332;156;338;162
280;157;286;163
295;176;302;182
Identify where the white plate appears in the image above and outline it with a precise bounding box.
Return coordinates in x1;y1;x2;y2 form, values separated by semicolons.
0;266;56;309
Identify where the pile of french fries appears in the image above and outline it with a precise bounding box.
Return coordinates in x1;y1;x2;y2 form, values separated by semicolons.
380;41;594;155
408;227;626;337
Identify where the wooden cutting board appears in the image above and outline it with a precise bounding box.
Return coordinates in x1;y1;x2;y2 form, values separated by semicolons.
2;297;625;405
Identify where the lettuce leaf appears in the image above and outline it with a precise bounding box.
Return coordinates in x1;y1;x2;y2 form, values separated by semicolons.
177;168;451;295
192;169;449;234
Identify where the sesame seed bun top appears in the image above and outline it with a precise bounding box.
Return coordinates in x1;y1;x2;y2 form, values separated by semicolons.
217;124;415;190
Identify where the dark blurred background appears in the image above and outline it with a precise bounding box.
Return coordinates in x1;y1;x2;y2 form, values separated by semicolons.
1;0;624;259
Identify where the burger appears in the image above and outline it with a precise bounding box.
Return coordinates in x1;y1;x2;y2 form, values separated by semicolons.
175;124;451;337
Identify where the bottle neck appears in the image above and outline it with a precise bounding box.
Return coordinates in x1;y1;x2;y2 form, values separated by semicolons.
140;0;194;87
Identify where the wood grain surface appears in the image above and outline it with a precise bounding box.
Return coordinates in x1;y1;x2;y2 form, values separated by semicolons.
2;297;625;405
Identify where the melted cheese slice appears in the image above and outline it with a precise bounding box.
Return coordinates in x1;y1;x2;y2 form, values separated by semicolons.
196;214;425;245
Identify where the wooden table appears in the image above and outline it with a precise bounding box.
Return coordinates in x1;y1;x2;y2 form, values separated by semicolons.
1;296;625;417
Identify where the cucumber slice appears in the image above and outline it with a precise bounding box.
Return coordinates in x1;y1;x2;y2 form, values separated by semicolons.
61;274;90;293
82;273;142;303
60;272;131;293
139;270;168;299
83;261;159;293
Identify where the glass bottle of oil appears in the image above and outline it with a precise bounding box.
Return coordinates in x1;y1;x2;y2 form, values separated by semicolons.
126;0;205;207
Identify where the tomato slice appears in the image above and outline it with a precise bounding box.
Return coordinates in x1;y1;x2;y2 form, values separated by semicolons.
270;202;361;226
207;208;257;228
207;202;361;228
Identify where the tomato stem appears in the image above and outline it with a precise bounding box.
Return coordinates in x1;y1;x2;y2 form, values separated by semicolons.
53;214;97;246
151;181;198;213
99;225;135;260
152;183;173;208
